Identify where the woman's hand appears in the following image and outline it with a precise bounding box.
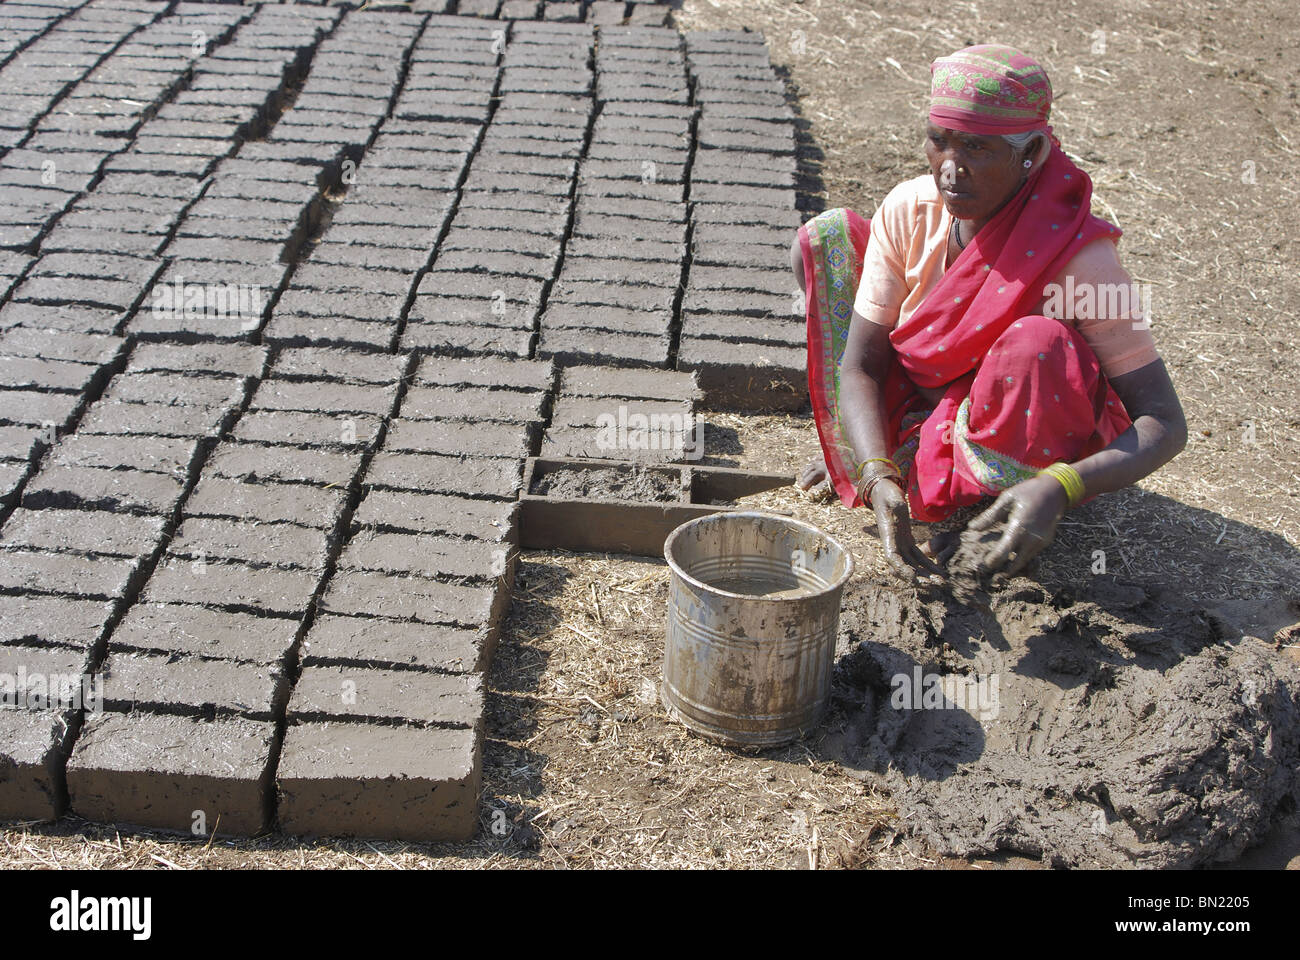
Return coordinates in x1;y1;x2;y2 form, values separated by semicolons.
871;478;944;582
967;475;1069;575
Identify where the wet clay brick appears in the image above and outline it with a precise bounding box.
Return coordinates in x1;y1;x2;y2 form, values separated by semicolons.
0;706;76;821
340;530;509;580
277;721;480;842
676;336;807;412
49;434;199;476
168;517;330;572
105;371;247;408
399;384;546;423
206;443;361;487
77;400;231;439
185;476;346;529
233;410;381;449
143;557;319;616
289;665;482;727
22;466;186;514
0;594;115;651
0;391;81;428
270;347;407;385
0;549;137;599
365;452;522;499
100;650;287;720
352;489;517;541
300;613;487;673
536;327;669;367
67;710;275;837
111;602;299;665
0;508;165;558
250;379;397;417
321;569;508;628
384;419;534;459
126;340;267;379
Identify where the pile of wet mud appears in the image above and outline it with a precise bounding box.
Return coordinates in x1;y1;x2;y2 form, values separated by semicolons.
821;567;1300;868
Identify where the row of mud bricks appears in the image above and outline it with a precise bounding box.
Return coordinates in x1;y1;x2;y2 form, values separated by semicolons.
0;1;801;840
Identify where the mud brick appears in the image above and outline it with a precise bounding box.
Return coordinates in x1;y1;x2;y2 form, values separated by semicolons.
111;602;297;665
364;451;522;500
206;442;360;488
499;0;541;17
585;141;686;163
0;332;120;372
0;300;118;336
303;615;481;677
577;176;684;204
29;252;158;285
478;134;581;159
0;425;43;462
550;395;692;427
559;257;680;287
178;216;295;244
290;664;481;727
306;243;427;273
683;287;797;317
263;314;396;351
340;530;509;581
549;279;676;312
0;706;76;821
407;293;535;329
687;265;793;295
273;289;404;323
400;384;546;423
458;190;572;218
691;202;803;229
321;567;507;628
352;489;517;544
677;335;807;412
384;419;534;460
415;273;544;307
67;711;274;837
126;341;267;379
472;151;577;180
566;234;682;262
573;211;685;243
1;508;164;558
105;371;247;409
560;365;699;401
0;548;136;599
15;275;149;312
77;400;230;440
574;194;684;223
169;517;329;572
277;721;479;842
443;228;562;259
22;465;186;515
269;350;402;388
185;475;346;529
413;355;553;394
0;642;91;702
536;327;669;367
460;169;573;198
100;650;286;720
49;434;199;476
540;421;698;463
0;594;114;652
690;182;796;210
144;555;319;616
330;202;451;232
165;236;287;264
289;264;409;297
187;196;304;222
429;249;556;281
0;390;79;428
691;239;788;271
541;304;670;336
233;410;381;450
250;379;397;418
0;356;102;394
684;312;804;347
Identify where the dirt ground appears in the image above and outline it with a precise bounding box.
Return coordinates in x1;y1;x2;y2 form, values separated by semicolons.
6;0;1300;869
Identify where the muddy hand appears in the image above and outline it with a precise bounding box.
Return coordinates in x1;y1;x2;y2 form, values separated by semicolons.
872;478;944;582
967;476;1068;575
797;459;829;491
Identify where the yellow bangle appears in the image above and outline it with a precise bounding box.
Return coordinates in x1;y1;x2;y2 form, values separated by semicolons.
1039;462;1085;507
855;457;898;481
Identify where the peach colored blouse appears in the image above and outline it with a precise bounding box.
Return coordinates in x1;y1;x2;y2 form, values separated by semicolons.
853;175;1160;378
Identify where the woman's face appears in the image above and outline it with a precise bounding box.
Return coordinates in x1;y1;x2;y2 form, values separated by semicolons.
924;122;1028;222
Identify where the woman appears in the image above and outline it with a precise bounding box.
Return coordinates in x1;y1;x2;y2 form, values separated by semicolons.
794;44;1187;581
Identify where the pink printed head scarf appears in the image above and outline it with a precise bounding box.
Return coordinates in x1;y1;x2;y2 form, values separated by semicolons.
929;44;1053;135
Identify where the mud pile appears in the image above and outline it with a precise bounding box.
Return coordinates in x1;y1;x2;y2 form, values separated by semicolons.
822;572;1300;868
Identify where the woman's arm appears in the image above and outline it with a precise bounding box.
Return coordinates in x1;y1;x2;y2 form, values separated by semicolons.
974;357;1187;573
840;310;944;579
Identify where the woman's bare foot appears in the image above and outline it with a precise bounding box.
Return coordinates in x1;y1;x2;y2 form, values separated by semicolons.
798;459;829;491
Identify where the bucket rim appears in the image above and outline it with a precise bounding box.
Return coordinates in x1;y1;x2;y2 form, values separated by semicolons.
662;510;855;601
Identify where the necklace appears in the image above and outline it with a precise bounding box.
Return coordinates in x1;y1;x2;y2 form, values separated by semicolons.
950;216;967;250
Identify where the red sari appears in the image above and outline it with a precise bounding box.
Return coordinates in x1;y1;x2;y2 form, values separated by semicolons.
801;145;1133;521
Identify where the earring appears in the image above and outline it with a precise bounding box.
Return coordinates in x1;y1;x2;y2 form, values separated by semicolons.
1023;159;1032;168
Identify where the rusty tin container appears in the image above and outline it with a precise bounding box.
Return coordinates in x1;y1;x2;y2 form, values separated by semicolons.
661;511;854;747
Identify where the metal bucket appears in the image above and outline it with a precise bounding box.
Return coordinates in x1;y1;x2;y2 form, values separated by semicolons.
661;511;854;747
